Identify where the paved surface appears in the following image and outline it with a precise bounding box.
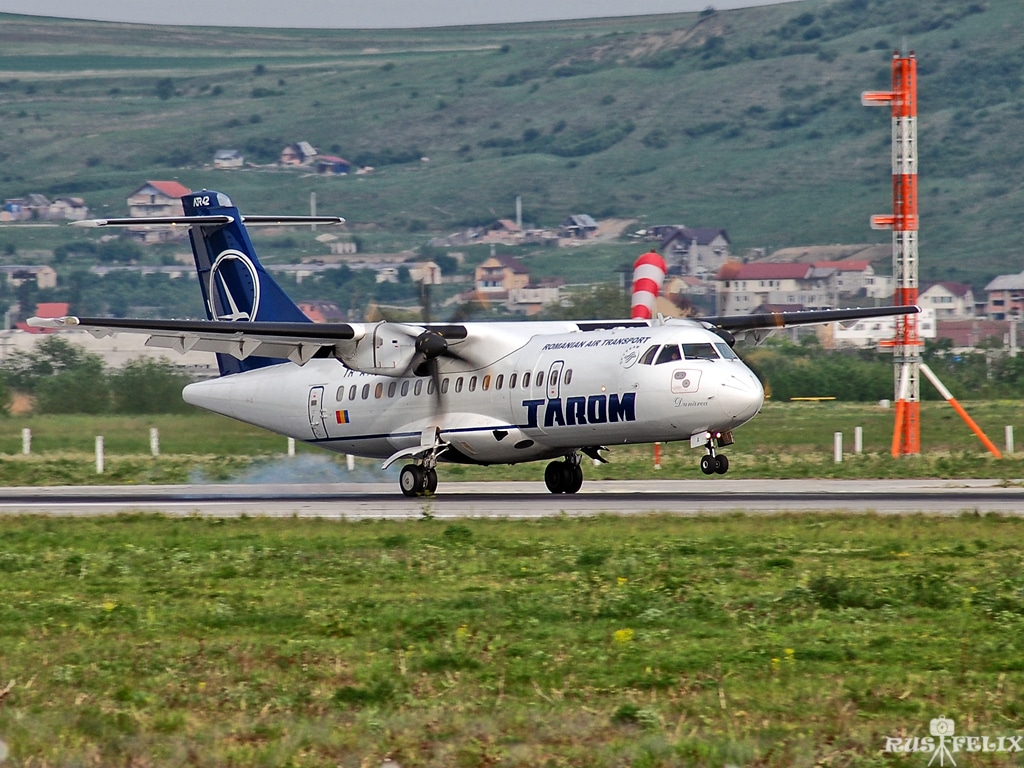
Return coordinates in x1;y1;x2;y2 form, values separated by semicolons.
0;479;1021;518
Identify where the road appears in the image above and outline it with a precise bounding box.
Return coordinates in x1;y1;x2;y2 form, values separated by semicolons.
0;479;1021;518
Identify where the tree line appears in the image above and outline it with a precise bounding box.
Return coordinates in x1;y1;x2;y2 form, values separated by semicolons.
0;337;194;416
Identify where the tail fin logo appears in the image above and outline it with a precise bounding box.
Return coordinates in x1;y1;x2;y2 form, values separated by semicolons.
209;249;261;321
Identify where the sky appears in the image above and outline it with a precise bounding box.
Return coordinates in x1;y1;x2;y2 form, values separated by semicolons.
0;0;798;29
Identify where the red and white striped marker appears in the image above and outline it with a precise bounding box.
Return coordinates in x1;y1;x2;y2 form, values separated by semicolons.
630;251;667;320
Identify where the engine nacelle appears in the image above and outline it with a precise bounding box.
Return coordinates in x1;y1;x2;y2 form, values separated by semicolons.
335;322;420;376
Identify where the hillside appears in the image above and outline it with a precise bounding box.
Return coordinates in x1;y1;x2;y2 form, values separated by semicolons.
0;0;1021;298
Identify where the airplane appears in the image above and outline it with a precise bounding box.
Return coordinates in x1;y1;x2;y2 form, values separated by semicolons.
30;190;919;497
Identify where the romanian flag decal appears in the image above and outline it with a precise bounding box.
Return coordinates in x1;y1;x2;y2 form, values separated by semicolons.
335;410;350;424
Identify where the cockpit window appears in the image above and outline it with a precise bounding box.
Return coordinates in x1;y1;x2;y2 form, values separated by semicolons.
682;343;720;360
639;345;659;365
714;342;739;360
655;344;683;365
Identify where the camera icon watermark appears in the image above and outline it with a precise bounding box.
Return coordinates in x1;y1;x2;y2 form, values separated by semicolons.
931;717;955;738
885;716;1024;767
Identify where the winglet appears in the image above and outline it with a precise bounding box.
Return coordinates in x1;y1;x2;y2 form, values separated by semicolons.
27;315;80;329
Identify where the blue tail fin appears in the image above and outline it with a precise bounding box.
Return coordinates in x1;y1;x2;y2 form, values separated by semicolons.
184;190;311;375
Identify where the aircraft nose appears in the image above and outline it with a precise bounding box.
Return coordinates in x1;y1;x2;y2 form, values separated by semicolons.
719;371;764;422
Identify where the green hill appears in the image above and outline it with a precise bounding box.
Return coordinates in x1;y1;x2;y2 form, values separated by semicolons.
0;0;1020;295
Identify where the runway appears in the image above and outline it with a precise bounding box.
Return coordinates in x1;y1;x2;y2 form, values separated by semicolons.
0;478;1021;517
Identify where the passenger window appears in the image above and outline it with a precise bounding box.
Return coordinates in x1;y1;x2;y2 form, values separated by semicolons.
414;380;423;396
639;345;659;365
523;372;531;387
550;370;560;388
336;385;346;401
349;385;357;401
656;345;682;365
426;379;434;396
714;342;739;360
482;375;491;391
682;343;719;360
469;376;477;392
388;381;397;397
455;377;464;393
441;378;450;394
401;380;410;396
509;373;517;389
375;383;384;398
495;374;503;390
536;371;544;388
564;369;572;385
361;383;370;400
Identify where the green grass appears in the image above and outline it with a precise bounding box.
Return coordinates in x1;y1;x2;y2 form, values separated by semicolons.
1;512;1023;766
1;400;1023;485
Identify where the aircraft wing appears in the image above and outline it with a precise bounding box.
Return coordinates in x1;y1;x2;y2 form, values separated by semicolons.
700;305;920;332
25;315;485;372
27;316;366;366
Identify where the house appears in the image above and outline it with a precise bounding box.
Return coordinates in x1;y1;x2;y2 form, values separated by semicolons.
1;194;51;221
0;265;57;290
936;319;1018;351
714;261;822;314
509;278;564;316
48;197;89;221
559;214;598;239
475;255;530;297
481;219;523;244
213;149;244;169
127;181;190;218
919;281;976;319
406;261;442;285
983;270;1024;319
832;307;937;348
280;141;317;166
661;227;732;277
315;156;352;175
15;302;69;334
298;300;347;324
126;181;191;243
713;259;881;315
811;260;876;296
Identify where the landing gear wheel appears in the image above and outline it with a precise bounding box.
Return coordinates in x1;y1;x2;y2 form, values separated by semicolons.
715;454;729;474
566;464;584;494
700;454;716;475
423;468;438;495
545;461;566;494
545;459;584;494
400;464;425;497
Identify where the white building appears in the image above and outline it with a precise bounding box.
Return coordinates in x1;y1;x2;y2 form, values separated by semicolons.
832;307;937;348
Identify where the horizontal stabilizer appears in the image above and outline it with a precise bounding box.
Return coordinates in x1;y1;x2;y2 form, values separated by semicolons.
71;215;343;228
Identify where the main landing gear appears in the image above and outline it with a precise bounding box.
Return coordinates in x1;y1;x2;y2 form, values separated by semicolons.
400;463;438;497
544;453;584;494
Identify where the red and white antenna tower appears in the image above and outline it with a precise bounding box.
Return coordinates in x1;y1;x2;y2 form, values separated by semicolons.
864;53;1002;460
863;52;921;457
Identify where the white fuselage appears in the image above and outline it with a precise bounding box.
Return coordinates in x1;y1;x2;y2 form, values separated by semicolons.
182;320;764;465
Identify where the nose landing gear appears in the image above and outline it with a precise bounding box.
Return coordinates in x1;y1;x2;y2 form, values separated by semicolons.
696;430;733;475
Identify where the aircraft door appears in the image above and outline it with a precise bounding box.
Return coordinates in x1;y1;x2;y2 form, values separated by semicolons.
307;386;329;440
547;361;564;399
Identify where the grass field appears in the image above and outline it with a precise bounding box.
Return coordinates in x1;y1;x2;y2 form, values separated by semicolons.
1;513;1023;766
0;400;1022;486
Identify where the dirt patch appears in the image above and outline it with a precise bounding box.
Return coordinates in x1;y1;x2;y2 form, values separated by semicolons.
10;392;33;416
